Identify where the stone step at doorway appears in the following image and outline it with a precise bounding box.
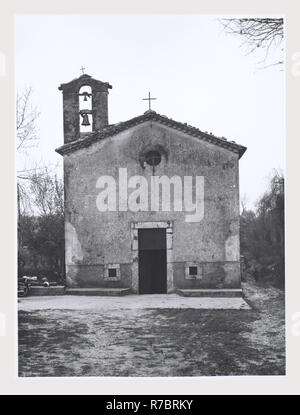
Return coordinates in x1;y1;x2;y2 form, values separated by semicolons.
176;288;243;298
65;288;131;296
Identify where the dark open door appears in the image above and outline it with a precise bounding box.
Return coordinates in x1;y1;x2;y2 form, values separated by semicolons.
138;228;167;294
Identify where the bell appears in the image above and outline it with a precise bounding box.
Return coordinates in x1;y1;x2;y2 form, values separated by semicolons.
80;91;90;101
81;113;90;126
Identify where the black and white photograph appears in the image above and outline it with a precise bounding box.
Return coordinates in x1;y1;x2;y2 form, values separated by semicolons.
16;14;285;378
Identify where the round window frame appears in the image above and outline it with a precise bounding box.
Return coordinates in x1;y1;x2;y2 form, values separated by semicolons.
144;150;162;167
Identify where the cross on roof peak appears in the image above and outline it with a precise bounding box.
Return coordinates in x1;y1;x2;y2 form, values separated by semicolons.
142;92;157;111
80;66;86;75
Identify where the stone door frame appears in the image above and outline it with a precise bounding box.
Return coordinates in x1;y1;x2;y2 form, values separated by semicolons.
131;221;174;294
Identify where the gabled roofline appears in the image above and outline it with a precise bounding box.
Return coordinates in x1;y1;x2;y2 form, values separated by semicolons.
55;110;247;158
58;74;112;92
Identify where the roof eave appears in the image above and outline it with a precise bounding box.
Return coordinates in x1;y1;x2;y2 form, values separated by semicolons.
55;112;247;158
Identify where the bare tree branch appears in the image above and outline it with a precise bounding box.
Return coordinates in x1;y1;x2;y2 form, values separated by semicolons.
28;168;64;217
16;86;40;152
220;18;284;68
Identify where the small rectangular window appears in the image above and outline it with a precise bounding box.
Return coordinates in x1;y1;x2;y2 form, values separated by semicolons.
189;266;198;276
108;268;117;278
104;264;120;281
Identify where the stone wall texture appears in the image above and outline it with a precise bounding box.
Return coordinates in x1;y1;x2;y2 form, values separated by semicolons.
64;121;241;291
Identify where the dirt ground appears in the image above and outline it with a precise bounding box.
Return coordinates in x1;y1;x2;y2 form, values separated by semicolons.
18;281;285;377
18;293;250;311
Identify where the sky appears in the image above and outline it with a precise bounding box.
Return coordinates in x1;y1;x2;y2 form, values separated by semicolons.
15;14;284;210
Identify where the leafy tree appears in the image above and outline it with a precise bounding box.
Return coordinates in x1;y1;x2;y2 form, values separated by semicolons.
240;171;284;287
18;170;65;282
16;87;65;282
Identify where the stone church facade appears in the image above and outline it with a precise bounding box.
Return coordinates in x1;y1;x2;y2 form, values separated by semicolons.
56;74;246;295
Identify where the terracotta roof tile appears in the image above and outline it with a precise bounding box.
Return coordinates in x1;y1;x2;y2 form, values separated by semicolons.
55;110;247;158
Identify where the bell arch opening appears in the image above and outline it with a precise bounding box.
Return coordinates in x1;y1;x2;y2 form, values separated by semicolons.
79;85;93;133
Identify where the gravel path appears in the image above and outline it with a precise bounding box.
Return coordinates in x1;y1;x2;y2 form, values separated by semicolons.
18;294;250;311
18;283;285;377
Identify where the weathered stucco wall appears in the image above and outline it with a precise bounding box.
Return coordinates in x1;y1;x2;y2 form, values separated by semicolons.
64;121;241;290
